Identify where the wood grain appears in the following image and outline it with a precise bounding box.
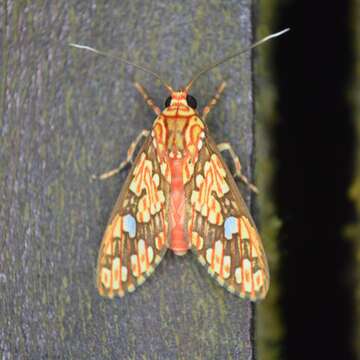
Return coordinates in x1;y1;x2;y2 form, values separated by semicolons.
0;1;257;358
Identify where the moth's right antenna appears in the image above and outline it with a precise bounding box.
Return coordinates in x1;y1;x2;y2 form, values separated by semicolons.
185;28;290;92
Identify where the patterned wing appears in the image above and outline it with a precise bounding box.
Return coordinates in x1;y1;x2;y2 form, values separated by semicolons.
187;133;269;300
97;136;170;298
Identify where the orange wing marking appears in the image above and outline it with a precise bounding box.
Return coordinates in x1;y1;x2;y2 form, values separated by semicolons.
129;152;165;222
205;240;231;280
182;117;205;184
130;239;155;280
225;216;267;298
190;154;229;225
98;214;135;297
152;116;171;183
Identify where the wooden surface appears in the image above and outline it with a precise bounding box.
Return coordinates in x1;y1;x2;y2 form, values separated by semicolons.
0;1;258;358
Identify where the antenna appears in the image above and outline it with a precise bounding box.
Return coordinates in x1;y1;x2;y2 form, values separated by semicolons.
185;28;290;91
69;43;174;93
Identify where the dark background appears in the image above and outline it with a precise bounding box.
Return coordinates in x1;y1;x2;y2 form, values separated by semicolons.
273;1;355;359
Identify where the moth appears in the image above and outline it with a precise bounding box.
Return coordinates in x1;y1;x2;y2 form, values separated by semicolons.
71;28;289;301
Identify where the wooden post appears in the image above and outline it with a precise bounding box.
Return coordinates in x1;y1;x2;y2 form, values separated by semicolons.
0;1;258;358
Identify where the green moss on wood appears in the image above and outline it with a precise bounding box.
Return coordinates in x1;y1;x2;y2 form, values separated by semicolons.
254;1;285;359
348;0;360;355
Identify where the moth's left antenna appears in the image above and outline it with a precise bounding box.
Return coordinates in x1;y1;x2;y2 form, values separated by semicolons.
69;43;174;93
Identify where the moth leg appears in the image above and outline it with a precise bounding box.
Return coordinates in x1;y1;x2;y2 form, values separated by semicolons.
134;82;161;116
217;142;259;194
202;81;227;120
93;129;150;180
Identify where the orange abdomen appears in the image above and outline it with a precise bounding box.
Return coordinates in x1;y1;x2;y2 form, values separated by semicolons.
168;158;189;255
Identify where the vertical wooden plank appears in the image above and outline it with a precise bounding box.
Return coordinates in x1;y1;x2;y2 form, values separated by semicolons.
0;1;258;358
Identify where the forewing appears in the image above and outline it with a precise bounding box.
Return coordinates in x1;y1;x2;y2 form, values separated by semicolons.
187;134;269;300
97;136;170;298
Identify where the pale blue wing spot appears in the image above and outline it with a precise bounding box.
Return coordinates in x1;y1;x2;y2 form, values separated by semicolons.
123;214;136;238
224;216;238;240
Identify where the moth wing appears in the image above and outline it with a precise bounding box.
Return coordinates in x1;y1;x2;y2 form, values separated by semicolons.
97;136;170;298
187;133;269;300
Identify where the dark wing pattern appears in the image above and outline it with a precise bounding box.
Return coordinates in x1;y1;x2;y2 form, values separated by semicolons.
186;133;269;300
97;136;170;298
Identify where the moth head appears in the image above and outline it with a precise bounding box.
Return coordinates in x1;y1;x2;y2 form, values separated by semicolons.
165;91;197;109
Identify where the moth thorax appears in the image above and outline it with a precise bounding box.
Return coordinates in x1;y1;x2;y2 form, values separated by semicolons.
166;119;188;154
